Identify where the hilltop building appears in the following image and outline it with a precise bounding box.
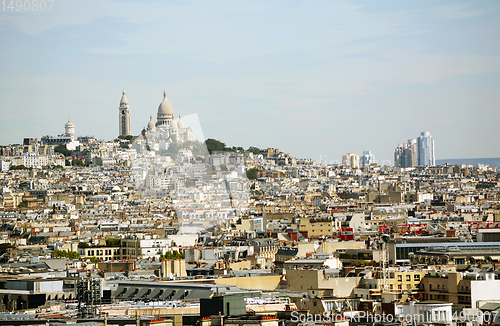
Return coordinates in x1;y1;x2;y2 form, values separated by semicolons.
145;90;193;143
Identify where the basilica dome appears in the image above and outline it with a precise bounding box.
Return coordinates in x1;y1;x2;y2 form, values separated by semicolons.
177;115;185;129
158;90;174;116
147;115;155;130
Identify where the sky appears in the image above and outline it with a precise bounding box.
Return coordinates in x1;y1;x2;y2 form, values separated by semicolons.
1;0;499;164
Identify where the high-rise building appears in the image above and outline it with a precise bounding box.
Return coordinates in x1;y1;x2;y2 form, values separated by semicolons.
342;153;360;169
119;90;131;136
394;139;417;168
417;131;435;166
360;151;376;166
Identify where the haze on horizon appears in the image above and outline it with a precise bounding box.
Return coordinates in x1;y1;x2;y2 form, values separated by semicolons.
0;0;499;164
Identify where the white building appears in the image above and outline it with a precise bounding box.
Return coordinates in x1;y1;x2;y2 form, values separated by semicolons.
399;301;452;324
471;273;500;308
19;152;49;168
360;151;375;165
145;90;194;143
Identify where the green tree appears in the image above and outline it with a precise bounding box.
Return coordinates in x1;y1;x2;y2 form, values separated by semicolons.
51;250;80;259
205;138;226;153
247;146;260;155
118;135;134;141
78;242;90;248
10;165;28;170
54;144;72;156
17;202;26;208
246;167;258;180
120;144;130;149
160;250;185;260
88;256;100;263
105;238;121;247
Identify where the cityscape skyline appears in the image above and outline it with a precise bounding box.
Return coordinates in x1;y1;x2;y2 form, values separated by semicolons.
1;1;500;163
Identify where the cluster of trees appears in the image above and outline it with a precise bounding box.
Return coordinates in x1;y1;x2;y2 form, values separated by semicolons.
9;165;28;170
246;167;258;180
159;250;185;260
54;144;72;156
105;238;121;247
86;256;101;263
118;135;135;142
68;159;85;166
51;250;80;259
204;138;261;155
78;242;90;248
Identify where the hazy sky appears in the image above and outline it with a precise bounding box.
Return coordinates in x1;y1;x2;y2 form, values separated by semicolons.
1;0;499;163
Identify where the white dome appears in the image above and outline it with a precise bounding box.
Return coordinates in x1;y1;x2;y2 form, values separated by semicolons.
158;90;174;115
177;115;185;129
65;120;75;128
147;115;155;130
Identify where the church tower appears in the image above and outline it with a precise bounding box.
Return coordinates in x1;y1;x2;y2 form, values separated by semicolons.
119;90;131;136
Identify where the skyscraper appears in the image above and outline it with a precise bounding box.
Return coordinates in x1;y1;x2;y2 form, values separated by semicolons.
417;131;435;166
360;151;376;166
119;90;131;136
394;139;417;168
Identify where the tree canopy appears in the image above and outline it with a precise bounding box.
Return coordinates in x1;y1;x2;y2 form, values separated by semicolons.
51;250;80;259
160;250;185;260
247;146;260;154
54;144;72;157
246;167;258;180
105;238;121;247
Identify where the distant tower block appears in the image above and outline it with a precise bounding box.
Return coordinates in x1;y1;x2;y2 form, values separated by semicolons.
119;90;132;136
65;120;75;139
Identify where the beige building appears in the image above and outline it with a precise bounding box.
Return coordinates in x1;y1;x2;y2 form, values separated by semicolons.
419;272;472;306
160;259;187;278
299;217;341;238
285;269;360;296
342;153;360;169
78;246;122;261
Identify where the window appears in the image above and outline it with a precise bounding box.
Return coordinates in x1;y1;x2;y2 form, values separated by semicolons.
414;274;420;281
437;285;440;289
398;284;402;290
406;275;411;282
397;275;402;282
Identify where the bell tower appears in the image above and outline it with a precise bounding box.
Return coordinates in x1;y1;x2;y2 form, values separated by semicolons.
119;90;131;136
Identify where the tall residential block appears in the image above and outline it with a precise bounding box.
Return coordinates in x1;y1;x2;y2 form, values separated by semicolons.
342;153;360;169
